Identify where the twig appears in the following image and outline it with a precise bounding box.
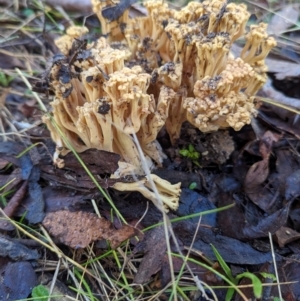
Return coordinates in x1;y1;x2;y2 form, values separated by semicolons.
0;180;28;230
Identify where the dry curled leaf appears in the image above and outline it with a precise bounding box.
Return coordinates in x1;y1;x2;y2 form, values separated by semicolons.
274;226;300;248
43;210;138;249
244;131;280;211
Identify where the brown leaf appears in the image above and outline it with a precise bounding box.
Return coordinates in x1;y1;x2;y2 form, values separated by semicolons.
274;226;300;248
42;210;138;249
244;131;280;211
133;226;168;284
40;165;119;190
17;101;36;118
40;149;121;190
259;131;280;160
244;159;269;191
63;149;120;175
0;159;9;169
0;51;25;70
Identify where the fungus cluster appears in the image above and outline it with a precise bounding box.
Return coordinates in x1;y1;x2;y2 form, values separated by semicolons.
41;0;276;211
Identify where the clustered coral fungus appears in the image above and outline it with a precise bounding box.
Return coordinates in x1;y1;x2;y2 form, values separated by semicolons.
40;0;276;211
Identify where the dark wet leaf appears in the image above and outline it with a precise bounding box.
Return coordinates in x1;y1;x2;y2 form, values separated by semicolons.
217;193;245;239
25;166;45;224
0;142;33;180
173;221;275;265
0;261;37;301
160;253;218;289
40;149;121;190
43;210;138;249
258;108;300;139
101;191;163;227
243;202;291;239
102;0;137;21
41;186;91;213
285;170;300;201
289;208;300;231
0;51;25;69
270;255;300;300
275;149;300;195
153;169;203;189
210;175;241;195
63;149;120;174
177;189;216;226
0;168;23;193
0;158;9;169
40;164;120;190
244;131;280;212
133;225;168;284
0;235;40;260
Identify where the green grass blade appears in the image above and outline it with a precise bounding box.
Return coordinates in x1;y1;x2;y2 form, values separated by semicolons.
236;272;262;298
210;244;234;282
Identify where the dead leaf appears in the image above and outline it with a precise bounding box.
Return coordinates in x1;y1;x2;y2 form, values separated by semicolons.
275;149;300;196
269;255;300;300
244;131;280;211
0;158;9;169
0;142;33;180
0;261;37;301
290;208;300;232
160;253;216;289
0;51;25;70
243;202;291;239
173;222;274;265
261;78;300;110
45;0;92;13
40;164;120;190
17;100;36;118
40;149;121;190
177;189;217;225
133;225;168;284
258;107;300;140
0;168;23;194
63;149;120;174
0;235;40;261
41;186;90;213
268;5;299;35
285;170;300;201
42;210;138;249
274;226;300;248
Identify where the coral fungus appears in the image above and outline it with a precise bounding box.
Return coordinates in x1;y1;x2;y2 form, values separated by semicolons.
40;0;276;211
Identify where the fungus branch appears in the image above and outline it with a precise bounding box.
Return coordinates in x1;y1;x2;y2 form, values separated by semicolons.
40;0;276;211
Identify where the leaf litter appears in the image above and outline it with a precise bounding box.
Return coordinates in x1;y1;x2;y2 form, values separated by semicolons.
42;210;138;249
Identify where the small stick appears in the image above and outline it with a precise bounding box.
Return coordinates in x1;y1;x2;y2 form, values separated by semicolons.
0;180;28;231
